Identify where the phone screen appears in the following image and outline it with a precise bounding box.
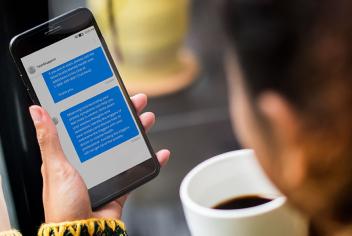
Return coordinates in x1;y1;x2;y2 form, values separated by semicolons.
20;26;152;189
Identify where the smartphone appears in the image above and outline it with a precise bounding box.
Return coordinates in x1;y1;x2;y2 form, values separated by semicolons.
9;8;160;209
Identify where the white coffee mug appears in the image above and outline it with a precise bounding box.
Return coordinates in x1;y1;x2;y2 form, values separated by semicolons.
180;149;308;236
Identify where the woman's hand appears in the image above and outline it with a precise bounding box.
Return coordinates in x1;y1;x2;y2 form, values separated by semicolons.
29;94;170;223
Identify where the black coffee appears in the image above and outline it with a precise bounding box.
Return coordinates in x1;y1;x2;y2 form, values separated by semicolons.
213;195;273;210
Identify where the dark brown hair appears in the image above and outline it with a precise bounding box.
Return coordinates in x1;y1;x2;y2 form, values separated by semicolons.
223;0;352;224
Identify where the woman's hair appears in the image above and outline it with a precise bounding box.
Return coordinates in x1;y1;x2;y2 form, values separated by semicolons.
223;0;352;223
223;0;352;112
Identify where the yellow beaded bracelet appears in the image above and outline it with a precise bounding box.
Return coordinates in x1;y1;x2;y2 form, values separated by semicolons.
38;218;127;236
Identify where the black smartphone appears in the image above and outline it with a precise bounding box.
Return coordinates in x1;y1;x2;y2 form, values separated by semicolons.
9;8;160;209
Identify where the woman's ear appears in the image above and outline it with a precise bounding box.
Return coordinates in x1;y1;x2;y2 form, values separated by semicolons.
257;92;307;191
258;92;299;143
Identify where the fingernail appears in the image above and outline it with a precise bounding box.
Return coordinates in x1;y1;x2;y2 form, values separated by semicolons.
29;106;43;124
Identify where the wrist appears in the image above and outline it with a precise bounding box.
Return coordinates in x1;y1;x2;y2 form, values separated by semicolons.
45;211;93;224
44;202;94;223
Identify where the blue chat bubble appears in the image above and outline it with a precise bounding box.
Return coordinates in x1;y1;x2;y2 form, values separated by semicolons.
60;86;139;162
42;47;113;103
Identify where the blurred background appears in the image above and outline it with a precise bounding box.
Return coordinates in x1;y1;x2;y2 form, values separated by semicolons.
0;0;239;235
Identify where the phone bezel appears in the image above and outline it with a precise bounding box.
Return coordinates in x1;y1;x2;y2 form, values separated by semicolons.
9;8;160;209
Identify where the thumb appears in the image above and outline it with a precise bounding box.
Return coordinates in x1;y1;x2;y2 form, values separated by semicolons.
29;105;67;165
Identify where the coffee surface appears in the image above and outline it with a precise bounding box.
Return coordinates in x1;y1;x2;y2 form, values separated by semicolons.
213;195;273;210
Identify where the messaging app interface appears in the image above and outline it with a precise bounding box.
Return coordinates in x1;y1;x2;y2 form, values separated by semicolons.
21;26;152;188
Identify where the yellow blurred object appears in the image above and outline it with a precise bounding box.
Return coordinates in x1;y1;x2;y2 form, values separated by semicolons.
88;0;199;96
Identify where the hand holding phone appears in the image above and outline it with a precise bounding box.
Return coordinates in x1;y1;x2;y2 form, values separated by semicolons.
30;95;170;222
10;8;165;208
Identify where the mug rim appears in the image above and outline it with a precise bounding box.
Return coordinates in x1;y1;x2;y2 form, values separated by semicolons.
180;149;286;219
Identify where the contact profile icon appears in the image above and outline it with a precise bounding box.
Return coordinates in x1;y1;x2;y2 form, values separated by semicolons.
52;117;59;125
27;66;36;75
